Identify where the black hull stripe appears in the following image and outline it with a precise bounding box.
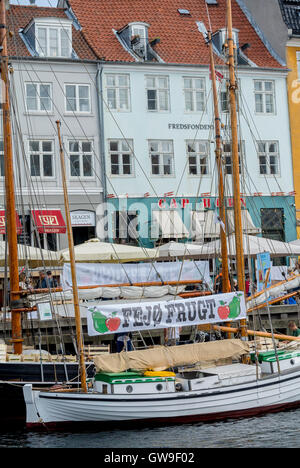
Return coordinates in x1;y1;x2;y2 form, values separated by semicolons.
39;371;300;403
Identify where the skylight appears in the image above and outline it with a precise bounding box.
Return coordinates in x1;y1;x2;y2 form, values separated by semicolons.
206;0;218;5
178;8;191;16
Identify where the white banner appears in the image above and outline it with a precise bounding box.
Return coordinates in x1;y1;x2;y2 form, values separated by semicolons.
87;291;246;336
62;260;212;289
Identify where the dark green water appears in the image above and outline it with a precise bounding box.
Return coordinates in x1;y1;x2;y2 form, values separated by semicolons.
1;408;300;448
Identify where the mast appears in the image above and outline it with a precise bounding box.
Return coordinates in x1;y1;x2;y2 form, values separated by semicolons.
207;30;230;294
56;120;87;393
226;0;247;339
0;0;22;354
226;0;244;291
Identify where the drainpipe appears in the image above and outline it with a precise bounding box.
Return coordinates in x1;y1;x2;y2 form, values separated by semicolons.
96;62;108;240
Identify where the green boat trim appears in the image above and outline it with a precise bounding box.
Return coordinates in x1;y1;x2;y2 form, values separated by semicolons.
95;372;175;384
250;350;300;363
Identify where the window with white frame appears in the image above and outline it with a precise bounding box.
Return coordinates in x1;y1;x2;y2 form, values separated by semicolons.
108;139;134;175
36;24;72;58
149;140;174;176
223;141;243;175
65;84;91;113
183;77;206;112
130;23;148;58
69;141;93;178
105;74;130;111
220;81;229;112
0;141;4;177
186;140;210;175
29;140;54;178
254;80;275;114
146;75;170;111
297;51;300;80
258;141;280;175
25;83;52;112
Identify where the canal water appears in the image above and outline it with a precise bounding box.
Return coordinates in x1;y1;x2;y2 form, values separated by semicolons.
1;408;300;448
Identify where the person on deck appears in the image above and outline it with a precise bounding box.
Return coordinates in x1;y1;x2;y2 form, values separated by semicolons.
46;271;57;288
164;327;182;346
115;332;133;352
288;321;300;337
37;271;47;289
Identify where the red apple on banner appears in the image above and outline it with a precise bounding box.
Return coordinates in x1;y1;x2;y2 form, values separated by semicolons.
217;302;230;320
105;313;121;331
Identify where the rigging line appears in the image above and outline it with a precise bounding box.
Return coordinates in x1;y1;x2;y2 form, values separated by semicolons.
10;5;219;290
9;64;162;297
8;25;196;284
9;80;74;348
14;63;165;276
9;72;69;352
10;5;209;257
9;68;157;284
10;5;209;269
173;86;213;197
238;83;296;228
222;120;294;261
237;102;296;251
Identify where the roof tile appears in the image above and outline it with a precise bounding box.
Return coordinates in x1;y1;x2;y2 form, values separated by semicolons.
67;0;284;68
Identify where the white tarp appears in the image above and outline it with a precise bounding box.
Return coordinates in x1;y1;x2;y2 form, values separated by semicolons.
195;234;300;258
0;241;60;267
151;210;189;239
59;238;157;263
87;291;246;336
62;260;212;290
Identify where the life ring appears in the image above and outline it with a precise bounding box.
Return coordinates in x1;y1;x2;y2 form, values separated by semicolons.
144;371;176;377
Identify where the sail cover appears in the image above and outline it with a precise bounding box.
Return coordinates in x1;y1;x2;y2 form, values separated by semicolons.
93;339;249;373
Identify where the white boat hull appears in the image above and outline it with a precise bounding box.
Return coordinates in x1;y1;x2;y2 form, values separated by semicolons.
23;367;300;428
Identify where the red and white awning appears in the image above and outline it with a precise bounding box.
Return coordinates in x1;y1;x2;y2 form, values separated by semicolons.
31;209;66;234
0;210;23;235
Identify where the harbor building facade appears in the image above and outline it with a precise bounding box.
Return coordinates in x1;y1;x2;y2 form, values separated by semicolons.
59;0;296;252
0;5;103;251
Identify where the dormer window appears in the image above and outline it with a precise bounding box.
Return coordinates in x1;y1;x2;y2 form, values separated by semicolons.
129;22;149;60
22;17;73;59
116;21;161;62
37;26;71;57
217;28;239;49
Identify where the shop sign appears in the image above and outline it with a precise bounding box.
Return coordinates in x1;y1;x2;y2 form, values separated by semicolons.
70;211;96;227
157;198;246;209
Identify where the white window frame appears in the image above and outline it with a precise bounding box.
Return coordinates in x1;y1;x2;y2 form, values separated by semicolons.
65;84;91;114
108;139;134;176
105;74;131;112
257;141;280;176
223;141;244;175
25;82;52;113
254;80;276;115
149;140;174;177
183;76;206;113
68;140;94;179
36;24;72;58
146;75;170;112
28;139;55;179
186;140;210;176
130;23;148;54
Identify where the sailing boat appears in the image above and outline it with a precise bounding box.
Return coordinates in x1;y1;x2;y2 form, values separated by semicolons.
0;0;97;424
22;0;300;429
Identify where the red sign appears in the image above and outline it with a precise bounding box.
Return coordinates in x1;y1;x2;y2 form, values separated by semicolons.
32;210;66;234
0;210;23;235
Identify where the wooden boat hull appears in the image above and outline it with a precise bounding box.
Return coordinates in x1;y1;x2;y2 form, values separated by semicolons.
0;361;95;424
23;367;300;429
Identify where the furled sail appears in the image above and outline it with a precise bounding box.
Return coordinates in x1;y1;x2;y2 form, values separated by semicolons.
93;339;249;373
